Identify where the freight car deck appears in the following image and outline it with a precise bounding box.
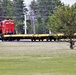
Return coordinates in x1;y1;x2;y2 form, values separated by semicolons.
2;33;70;41
2;34;51;41
2;33;68;41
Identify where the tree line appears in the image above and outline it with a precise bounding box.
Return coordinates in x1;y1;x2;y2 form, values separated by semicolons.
29;0;62;34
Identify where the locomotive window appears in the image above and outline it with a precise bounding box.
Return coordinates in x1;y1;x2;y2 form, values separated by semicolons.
6;22;9;24
5;22;14;24
9;22;14;24
0;23;2;26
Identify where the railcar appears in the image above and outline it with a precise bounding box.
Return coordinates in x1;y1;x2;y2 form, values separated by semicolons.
0;19;69;41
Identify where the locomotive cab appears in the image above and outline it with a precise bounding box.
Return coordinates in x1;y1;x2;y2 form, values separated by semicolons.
1;20;14;34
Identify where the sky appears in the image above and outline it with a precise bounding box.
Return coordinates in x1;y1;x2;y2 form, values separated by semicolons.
24;0;76;6
61;0;76;6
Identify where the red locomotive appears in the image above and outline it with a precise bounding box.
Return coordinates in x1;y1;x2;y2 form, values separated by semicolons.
0;19;14;35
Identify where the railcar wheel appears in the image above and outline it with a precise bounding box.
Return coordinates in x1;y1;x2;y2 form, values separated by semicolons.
17;39;20;41
34;39;36;41
46;38;49;41
31;39;33;42
41;39;43;41
39;39;40;41
50;39;52;41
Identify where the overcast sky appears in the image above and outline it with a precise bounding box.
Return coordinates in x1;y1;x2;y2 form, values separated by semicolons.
61;0;76;5
24;0;76;6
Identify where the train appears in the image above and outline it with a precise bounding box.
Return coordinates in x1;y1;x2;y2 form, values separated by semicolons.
0;19;70;41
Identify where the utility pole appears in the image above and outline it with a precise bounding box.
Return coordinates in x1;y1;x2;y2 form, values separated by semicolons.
24;14;27;34
23;0;27;34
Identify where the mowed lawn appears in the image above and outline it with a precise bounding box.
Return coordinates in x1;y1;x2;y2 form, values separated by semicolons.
0;41;76;75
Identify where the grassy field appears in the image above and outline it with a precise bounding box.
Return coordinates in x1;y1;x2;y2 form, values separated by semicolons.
0;41;76;75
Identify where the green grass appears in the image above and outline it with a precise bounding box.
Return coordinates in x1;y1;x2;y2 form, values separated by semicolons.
0;42;76;75
0;56;76;75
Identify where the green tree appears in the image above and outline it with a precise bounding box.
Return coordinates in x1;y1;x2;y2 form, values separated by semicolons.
6;0;13;19
27;21;32;34
1;0;13;19
46;5;76;49
0;0;13;20
0;0;3;20
30;0;62;33
13;0;27;33
35;17;43;34
38;0;62;16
